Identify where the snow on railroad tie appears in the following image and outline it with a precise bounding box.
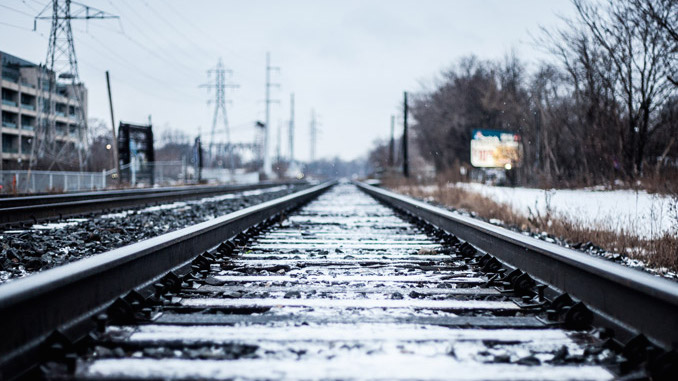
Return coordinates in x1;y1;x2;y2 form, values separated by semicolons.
74;184;615;380
179;298;518;310
210;275;485;284
82;358;612;380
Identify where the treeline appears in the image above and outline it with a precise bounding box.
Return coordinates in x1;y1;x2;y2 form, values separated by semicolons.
373;0;677;187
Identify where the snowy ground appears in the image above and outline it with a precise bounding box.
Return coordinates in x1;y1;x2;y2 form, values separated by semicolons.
456;183;678;240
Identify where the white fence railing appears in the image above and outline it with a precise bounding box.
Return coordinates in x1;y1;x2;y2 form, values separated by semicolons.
0;170;107;194
0;161;260;194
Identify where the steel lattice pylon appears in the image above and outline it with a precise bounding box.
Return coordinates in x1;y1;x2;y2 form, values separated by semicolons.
31;0;117;171
200;58;238;169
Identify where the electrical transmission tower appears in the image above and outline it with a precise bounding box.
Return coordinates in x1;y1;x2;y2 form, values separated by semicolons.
263;52;280;178
32;0;118;171
200;58;238;169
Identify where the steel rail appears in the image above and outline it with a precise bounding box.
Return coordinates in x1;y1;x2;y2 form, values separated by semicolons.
0;181;306;208
0;181;306;225
0;181;335;379
356;182;678;350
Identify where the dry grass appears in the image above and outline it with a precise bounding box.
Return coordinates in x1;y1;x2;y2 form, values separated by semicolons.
384;177;678;274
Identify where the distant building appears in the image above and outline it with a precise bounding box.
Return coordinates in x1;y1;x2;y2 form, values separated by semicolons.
0;50;88;170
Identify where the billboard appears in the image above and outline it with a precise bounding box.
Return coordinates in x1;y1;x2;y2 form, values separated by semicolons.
470;129;522;169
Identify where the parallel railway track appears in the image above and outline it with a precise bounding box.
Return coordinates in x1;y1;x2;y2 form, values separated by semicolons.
0;181;676;380
0;181;303;226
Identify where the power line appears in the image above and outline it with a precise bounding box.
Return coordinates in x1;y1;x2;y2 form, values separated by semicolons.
17;0;42;13
141;1;214;59
77;57;192;104
83;20;199;80
0;20;34;31
160;0;260;68
122;0;215;68
37;19;196;104
74;22;195;88
113;0;206;75
0;3;35;17
72;28;195;94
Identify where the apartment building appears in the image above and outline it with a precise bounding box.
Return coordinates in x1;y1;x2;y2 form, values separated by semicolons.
0;50;88;170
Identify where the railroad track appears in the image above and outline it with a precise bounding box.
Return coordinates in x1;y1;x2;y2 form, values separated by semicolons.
0;181;303;226
0;182;676;380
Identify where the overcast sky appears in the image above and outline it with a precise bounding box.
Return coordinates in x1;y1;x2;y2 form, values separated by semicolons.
0;0;576;162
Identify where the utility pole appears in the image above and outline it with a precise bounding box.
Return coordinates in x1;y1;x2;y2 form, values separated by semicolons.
105;71;120;185
200;58;238;170
288;93;295;164
310;109;317;163
263;52;280;178
32;1;118;171
402;91;409;178
389;115;395;167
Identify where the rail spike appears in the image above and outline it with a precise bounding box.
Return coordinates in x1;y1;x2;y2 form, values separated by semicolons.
550;293;575;314
40;330;72;361
217;241;236;256
481;257;502;273
161;272;182;293
442;233;460;246
191;254;213;271
512;272;536;296
457;242;477;258
563;302;593;330
106;297;136;325
478;253;493;267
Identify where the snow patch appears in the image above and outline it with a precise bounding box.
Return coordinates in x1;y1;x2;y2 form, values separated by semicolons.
456;183;677;240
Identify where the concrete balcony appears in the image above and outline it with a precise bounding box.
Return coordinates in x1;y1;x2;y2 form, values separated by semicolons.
20;86;37;96
2;147;18;154
2;99;17;107
1;79;19;91
2;120;17;129
55;114;71;124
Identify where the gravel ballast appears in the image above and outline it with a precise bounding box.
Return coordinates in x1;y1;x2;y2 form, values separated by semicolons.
0;185;309;284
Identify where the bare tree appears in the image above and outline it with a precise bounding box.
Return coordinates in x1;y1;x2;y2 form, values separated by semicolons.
399;1;676;187
574;0;676;175
411;57;503;173
633;0;678;86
